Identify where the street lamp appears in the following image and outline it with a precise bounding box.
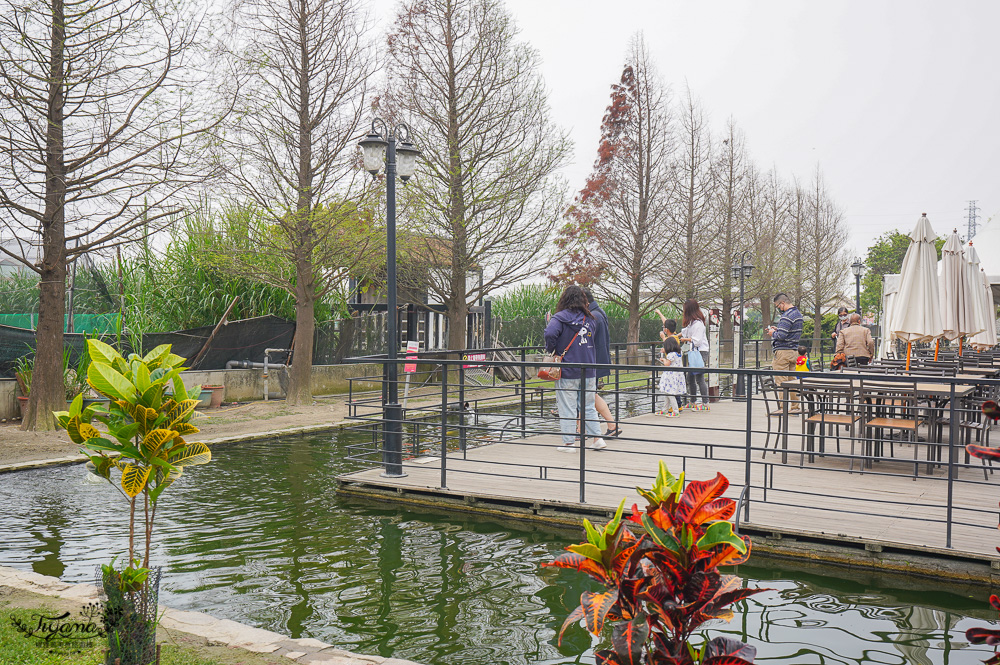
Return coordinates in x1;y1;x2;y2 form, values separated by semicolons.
851;257;864;315
359;119;421;478
731;250;754;398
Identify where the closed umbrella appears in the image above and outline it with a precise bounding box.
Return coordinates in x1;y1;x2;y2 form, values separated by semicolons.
969;259;998;351
892;214;943;367
937;231;981;358
964;243;990;355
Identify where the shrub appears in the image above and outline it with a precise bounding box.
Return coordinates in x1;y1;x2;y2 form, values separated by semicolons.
544;462;766;664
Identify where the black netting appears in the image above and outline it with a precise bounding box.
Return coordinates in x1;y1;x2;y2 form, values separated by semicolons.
140;315;294;369
495;317;663;349
98;565;161;665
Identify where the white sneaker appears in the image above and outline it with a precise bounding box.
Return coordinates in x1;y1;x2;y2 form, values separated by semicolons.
588;439;607;450
556;446;577;453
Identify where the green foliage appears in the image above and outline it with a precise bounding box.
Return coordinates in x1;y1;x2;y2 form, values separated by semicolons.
55;340;212;568
801;312;840;340
860;230;946;314
492;284;560;319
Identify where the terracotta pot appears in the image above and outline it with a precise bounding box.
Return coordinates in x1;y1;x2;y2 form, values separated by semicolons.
16;395;28;418
202;385;225;408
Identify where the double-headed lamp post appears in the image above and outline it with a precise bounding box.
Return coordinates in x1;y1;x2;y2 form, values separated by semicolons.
730;251;754;397
851;258;864;316
359;120;421;478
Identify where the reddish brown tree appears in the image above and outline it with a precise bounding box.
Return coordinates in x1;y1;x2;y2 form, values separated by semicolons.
555;36;675;347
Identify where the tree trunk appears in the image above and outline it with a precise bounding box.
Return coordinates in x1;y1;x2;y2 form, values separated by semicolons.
720;295;733;366
24;0;67;432
812;310;823;355
447;294;467;352
287;282;314;406
626;308;641;364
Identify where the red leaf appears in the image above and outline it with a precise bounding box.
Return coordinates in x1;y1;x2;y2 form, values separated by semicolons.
611;616;649;665
542;551;612;585
595;649;626;665
705;535;753;568
557;605;584;645
708;587;768;612
967;444;1000;461
703;636;756;661
581;589;619;635
701;658;756;665
676;473;731;525
967;627;1000;645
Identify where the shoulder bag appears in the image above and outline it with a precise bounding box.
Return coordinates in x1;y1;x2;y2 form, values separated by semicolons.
537;328;581;381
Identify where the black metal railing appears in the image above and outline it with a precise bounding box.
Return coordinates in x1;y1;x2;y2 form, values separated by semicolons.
340;347;1000;558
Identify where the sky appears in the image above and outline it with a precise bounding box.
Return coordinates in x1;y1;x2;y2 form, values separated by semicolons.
368;0;1000;259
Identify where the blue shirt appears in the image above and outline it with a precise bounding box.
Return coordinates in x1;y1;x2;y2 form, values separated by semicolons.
771;306;804;351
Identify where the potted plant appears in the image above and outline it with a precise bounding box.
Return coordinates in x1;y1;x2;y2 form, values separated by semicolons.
54;339;212;665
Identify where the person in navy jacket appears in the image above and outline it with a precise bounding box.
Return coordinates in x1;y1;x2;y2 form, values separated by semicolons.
543;285;606;452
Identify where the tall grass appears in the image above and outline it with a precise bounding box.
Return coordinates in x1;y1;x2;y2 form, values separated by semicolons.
492;283;560;319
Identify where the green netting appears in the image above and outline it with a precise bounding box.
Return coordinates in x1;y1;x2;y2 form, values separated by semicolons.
0;313;120;333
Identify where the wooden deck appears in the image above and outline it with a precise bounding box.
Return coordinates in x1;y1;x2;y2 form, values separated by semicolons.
338;399;1000;562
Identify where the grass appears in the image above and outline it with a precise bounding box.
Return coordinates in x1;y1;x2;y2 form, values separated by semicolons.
0;599;289;665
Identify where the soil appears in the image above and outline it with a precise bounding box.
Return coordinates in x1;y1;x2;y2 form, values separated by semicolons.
0;395;350;467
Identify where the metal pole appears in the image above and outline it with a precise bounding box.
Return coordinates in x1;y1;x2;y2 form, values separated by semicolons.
459;363;466;456
382;134;405;478
440;363;448;488
483;298;492;350
744;379;753;523
578;377;587;503
946;383;956;548
519;347;526;437
736;271;746;397
614;346;620;424
855;274;862;315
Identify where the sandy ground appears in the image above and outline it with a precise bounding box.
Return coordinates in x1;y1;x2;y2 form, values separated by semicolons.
0;395;351;467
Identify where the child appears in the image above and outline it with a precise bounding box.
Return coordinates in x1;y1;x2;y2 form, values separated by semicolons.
657;337;686;417
658;315;686;409
795;345;813;372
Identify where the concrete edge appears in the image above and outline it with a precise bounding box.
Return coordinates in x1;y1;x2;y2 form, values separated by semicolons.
335;477;1000;588
0;420;359;475
0;564;421;665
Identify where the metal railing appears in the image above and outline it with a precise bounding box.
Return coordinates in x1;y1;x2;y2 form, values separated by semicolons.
340;347;1000;559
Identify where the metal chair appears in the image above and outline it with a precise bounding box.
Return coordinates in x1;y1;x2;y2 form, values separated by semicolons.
798;378;861;469
859;380;924;477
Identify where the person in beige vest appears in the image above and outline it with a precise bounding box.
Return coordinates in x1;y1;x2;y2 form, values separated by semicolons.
835;313;875;365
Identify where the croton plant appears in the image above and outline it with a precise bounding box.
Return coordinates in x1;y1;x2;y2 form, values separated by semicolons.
544;462;767;665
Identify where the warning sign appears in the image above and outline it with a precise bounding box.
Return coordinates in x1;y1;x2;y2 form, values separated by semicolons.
462;352;486;369
403;340;420;373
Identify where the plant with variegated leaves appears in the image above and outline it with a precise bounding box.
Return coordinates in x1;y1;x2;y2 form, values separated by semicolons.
543;461;767;665
966;439;1000;663
54;339;212;569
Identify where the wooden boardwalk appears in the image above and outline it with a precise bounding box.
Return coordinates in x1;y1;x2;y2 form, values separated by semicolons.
338;399;1000;562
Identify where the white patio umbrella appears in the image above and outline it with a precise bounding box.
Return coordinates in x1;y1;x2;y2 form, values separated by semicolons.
937;231;981;358
964;243;991;355
892;214;943;367
969;259;998;351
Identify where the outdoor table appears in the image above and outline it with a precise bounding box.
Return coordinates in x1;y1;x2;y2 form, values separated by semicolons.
777;377;977;466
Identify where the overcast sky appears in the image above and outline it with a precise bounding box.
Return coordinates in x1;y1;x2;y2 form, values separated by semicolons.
370;0;1000;258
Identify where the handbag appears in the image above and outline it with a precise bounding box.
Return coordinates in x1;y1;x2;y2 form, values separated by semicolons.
686;348;705;368
537;329;581;381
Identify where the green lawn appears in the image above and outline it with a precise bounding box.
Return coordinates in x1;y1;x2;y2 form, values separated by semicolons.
0;604;282;665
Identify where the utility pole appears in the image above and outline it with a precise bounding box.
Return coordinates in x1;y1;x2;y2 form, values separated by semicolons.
967;200;980;240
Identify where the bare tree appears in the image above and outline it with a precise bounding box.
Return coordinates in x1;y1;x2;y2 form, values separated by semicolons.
706;117;749;353
670;87;714;303
747;167;793;328
215;0;376;404
804;167;849;350
0;0;223;429
561;36;675;347
385;0;571;350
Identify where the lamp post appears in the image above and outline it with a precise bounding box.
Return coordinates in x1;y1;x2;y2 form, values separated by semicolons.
730;250;754;398
359;120;421;478
851;257;864;315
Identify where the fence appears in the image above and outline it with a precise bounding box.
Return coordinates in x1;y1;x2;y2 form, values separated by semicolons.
337;348;1000;561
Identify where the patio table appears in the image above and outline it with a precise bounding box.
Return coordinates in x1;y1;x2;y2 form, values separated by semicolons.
777;377;977;466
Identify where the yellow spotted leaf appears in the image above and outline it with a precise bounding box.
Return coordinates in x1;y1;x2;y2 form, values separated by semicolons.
120;464;151;497
66;417;85;444
79;422;101;441
169;441;211;467
173;423;199;436
141;429;178;458
164;399;198;429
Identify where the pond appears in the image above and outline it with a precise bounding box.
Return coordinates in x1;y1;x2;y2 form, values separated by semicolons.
0;430;994;665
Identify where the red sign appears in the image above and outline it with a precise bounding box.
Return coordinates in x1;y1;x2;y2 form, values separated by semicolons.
403;341;420;373
463;352;486;369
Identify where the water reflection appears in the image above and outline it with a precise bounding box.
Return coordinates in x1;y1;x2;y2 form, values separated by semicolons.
0;432;993;665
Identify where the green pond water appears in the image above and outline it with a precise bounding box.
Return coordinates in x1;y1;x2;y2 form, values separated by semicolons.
0;429;995;664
